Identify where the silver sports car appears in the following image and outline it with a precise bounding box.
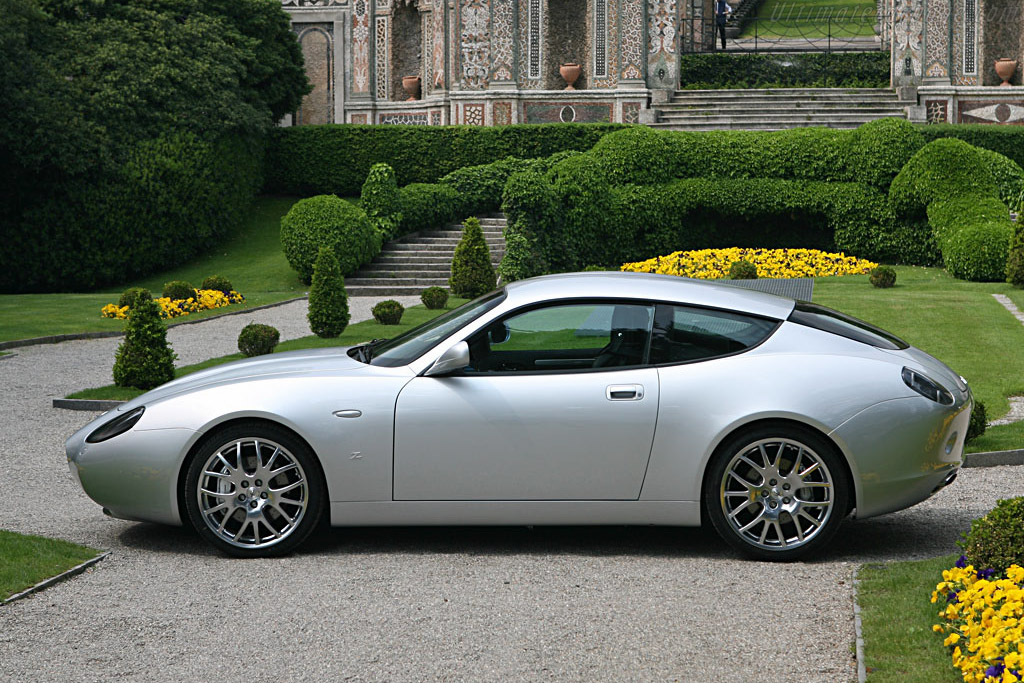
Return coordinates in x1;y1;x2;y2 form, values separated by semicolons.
67;272;971;560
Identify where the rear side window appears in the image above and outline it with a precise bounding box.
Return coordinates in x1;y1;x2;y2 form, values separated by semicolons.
649;304;779;364
788;302;908;350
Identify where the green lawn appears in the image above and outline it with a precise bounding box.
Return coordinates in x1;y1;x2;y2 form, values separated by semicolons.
813;266;1024;453
0;196;306;344
0;530;100;601
858;555;961;682
741;0;879;38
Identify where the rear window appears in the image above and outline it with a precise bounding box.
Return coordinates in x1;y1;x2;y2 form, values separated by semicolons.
649;304;779;364
788;302;908;350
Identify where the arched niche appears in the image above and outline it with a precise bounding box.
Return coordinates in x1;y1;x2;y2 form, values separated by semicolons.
391;0;424;100
296;25;333;124
545;0;589;89
980;0;1023;85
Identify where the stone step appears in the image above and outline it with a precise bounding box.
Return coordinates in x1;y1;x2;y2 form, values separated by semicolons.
347;277;451;288
660;101;905;111
346;285;446;297
657;111;904;123
649;120;869;131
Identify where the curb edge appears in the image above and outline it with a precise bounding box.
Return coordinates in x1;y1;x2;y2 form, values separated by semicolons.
2;551;111;606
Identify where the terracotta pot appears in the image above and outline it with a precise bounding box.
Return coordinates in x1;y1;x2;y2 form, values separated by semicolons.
401;75;421;101
995;58;1017;87
559;63;581;90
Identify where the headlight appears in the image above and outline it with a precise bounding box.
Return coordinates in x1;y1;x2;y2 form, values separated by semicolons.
902;368;953;405
86;407;145;443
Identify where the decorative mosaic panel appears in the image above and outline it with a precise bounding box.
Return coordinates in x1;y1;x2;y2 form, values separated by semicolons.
296;25;333;125
622;101;641;123
379;112;430;124
524;102;613;123
430;110;442;125
959;101;1024;125
431;0;446;89
645;0;675;83
963;0;977;75
892;0;923;82
925;99;948;123
423;12;433;95
282;0;348;6
352;0;370;94
462;102;485;124
460;0;490;89
351;113;368;123
376;16;389;99
528;0;542;80
615;0;642;81
594;0;608;78
924;0;949;79
493;101;513;125
491;0;514;82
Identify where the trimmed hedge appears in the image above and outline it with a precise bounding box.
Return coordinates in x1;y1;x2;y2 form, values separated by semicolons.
263;123;626;196
920;124;1024;171
678;52;891;89
280;195;381;283
361;163;403;238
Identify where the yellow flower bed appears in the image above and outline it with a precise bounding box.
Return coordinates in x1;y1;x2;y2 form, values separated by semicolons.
101;289;245;320
621;248;878;280
932;560;1024;683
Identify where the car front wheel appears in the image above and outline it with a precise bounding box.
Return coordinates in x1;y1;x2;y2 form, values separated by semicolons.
184;422;324;558
704;426;849;561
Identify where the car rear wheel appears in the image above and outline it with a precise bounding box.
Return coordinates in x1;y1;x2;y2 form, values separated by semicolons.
184;423;324;558
704;426;849;561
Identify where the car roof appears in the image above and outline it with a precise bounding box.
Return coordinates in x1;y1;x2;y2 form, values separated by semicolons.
502;271;797;320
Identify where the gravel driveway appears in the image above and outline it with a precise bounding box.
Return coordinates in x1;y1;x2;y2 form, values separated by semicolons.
1;299;1021;682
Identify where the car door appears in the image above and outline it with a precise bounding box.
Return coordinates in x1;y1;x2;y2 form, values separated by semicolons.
392;301;660;501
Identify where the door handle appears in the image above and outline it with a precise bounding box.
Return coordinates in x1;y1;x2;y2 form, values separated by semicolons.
607;384;644;401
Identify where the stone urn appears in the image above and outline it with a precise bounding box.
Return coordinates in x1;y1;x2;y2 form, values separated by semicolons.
559;63;581;90
401;75;421;101
995;58;1017;87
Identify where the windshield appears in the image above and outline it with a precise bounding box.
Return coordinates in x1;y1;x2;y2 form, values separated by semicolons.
368;290;507;367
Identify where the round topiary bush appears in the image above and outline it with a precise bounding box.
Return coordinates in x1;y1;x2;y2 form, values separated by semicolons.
728;260;758;280
112;297;177;389
118;287;152;310
849;118;925;190
361;163;403;239
237;323;280;357
961;497;1024;574
889;138;999;217
869;265;897;288
372;300;405;325
200;275;234;295
966;400;987;442
162;280;196;301
420;286;449;310
281;195;382;284
307;246;350;338
449;217;497;298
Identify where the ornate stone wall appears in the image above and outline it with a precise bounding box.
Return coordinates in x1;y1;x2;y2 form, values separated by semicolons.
980;0;1023;85
892;0;924;86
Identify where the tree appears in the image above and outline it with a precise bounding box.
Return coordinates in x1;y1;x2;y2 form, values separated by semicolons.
449;217;497;298
307;247;350;338
112;298;177;389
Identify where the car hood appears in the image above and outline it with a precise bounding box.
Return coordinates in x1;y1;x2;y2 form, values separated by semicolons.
116;347;372;412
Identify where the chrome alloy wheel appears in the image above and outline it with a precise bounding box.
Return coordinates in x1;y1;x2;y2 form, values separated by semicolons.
195;437;309;550
719;438;835;551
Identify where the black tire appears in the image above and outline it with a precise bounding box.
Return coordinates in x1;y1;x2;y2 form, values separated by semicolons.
184;422;324;558
703;425;849;561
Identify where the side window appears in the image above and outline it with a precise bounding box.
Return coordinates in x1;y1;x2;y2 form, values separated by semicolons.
649;304;778;365
465;302;654;373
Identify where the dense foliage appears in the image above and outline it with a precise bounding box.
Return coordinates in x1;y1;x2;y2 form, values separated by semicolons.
869;265;896;288
238;323;280;357
307;247;350;338
678;52;890;89
162;281;197;302
263;123;626;196
118;287;153;310
200;275;234;295
960;497;1024;574
420;286;449;310
449;218;497;298
280;195;382;283
371;300;405;325
112;298;177;389
361;163;403;238
0;0;308;293
728;260;758;279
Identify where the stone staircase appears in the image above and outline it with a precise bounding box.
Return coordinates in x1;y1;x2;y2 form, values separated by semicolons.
346;216;506;297
648;88;913;131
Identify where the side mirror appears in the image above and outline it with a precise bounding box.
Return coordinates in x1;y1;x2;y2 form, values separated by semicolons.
424;341;470;377
488;321;510;345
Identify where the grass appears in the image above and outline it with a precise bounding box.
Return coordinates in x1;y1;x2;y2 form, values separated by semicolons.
857;554;961;682
68;301;467;401
740;0;879;39
0;196;306;344
813;266;1024;453
0;530;100;601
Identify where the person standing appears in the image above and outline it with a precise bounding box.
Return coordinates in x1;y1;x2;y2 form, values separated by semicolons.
715;0;732;50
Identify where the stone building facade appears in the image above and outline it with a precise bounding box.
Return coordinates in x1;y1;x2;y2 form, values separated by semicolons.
280;0;714;125
892;0;1024;124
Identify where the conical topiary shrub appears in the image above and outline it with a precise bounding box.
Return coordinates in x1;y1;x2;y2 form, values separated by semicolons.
361;163;403;239
112;297;177;389
449;216;496;298
307;246;350;338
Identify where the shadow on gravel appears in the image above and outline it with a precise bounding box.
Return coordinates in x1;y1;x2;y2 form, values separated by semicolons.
113;504;975;563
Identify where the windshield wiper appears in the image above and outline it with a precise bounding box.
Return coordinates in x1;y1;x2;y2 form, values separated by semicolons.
352;338;388;363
